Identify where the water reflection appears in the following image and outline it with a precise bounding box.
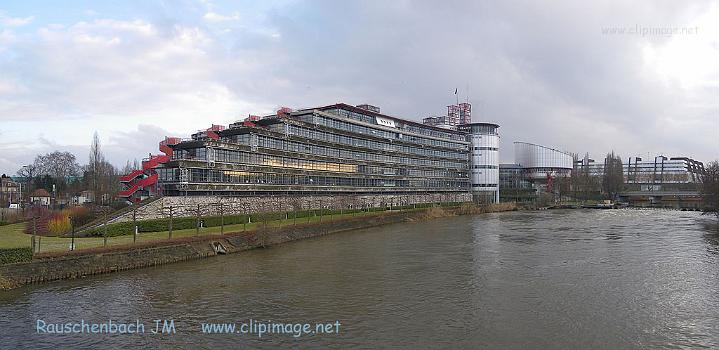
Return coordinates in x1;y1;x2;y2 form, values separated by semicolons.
1;209;718;349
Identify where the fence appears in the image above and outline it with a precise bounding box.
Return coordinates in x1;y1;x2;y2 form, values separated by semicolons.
17;201;465;255
0;208;23;224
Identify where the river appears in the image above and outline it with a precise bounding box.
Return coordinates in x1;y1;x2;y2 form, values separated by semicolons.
1;209;718;349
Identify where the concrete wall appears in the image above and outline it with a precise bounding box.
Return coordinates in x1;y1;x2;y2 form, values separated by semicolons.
0;242;216;290
112;192;472;222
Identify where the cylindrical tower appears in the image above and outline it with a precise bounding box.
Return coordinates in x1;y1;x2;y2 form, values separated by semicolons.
460;123;500;203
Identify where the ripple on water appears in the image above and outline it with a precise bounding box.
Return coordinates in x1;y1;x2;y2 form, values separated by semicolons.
0;209;717;349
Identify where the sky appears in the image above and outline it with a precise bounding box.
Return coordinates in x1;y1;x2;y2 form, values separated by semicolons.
1;0;718;175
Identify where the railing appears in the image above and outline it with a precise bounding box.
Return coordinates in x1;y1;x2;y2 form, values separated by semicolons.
142;155;170;171
119;169;144;182
118;173;159;197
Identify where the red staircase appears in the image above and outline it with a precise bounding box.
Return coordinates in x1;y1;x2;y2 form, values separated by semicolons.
118;137;180;201
118;125;224;202
119;169;144;182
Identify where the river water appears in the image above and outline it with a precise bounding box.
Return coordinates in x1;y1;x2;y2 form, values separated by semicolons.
1;209;718;349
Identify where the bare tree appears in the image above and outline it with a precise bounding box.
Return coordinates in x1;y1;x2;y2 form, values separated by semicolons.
30;151;81;198
555;175;572;202
701;161;719;217
89;132;104;195
16;164;38;201
121;160;135;175
85;132;119;202
602;151;624;200
34;151;80;180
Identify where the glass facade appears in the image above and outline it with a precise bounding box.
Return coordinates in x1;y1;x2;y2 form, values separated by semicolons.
158;104;471;195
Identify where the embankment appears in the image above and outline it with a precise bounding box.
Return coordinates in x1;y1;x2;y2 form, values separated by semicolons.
0;204;515;291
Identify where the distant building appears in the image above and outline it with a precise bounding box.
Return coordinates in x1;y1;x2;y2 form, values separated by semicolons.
422;102;472;129
499;164;537;202
498;142;574;202
30;189;51;207
514;142;574;181
73;190;95;205
0;175;21;207
574;155;705;192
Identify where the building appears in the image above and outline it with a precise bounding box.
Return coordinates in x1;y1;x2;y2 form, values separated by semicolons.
422;115;458;129
1;175;21;207
458;123;500;203
514;142;574;181
513;141;573;195
30;189;51;207
422;102;472;128
72;190;95;205
497;142;573;202
120;103;472;202
499;164;537;202
573;155;705;207
575;155;705;191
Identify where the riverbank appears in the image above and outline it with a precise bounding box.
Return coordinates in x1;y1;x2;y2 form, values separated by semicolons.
0;203;516;290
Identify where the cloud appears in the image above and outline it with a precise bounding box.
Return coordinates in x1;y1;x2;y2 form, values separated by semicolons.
0;12;34;27
1;0;718;175
202;11;240;23
0;18;264;126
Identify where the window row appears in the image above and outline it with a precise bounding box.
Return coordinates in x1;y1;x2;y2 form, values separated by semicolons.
180;140;468;170
252;132;466;162
304;113;467;149
323;108;466;142
159;168;469;189
171;147;469;175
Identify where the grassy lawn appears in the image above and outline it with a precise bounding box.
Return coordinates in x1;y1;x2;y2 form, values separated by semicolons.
0;223;32;249
0;208;420;254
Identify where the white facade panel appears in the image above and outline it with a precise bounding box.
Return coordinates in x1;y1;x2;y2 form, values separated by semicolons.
514;142;573;180
466;123;500;203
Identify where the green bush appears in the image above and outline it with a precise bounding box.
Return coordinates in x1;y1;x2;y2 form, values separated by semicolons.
0;247;33;265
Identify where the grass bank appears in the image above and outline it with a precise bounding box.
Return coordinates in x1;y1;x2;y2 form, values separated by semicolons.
0;207;432;255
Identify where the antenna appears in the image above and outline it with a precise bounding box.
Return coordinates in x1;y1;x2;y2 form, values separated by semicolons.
466;82;469;104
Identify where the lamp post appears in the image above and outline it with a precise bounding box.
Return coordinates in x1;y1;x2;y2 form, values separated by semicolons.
70;215;75;251
22;165;31;205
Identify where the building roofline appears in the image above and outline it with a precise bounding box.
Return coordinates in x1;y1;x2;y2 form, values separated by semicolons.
463;122;500;128
514;141;572;156
308;103;468;135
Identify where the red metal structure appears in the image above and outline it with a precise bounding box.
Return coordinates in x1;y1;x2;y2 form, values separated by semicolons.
546;172;555;193
276;107;292;117
119;136;180;202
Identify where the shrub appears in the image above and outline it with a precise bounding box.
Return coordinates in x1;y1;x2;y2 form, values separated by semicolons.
68;206;92;227
0;247;33;265
24;207;51;235
47;211;72;235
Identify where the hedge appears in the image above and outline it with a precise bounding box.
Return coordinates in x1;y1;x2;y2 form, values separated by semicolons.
81;203;458;238
0;247;33;265
84;208;377;237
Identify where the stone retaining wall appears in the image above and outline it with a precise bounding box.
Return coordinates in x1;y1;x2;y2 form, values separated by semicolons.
111;192;471;222
0;242;216;290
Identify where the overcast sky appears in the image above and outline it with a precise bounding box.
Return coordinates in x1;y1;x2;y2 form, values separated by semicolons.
1;0;718;175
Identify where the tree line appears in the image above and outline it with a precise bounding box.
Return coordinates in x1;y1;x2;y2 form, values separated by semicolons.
701;161;719;217
15;132;137;206
552;151;718;216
